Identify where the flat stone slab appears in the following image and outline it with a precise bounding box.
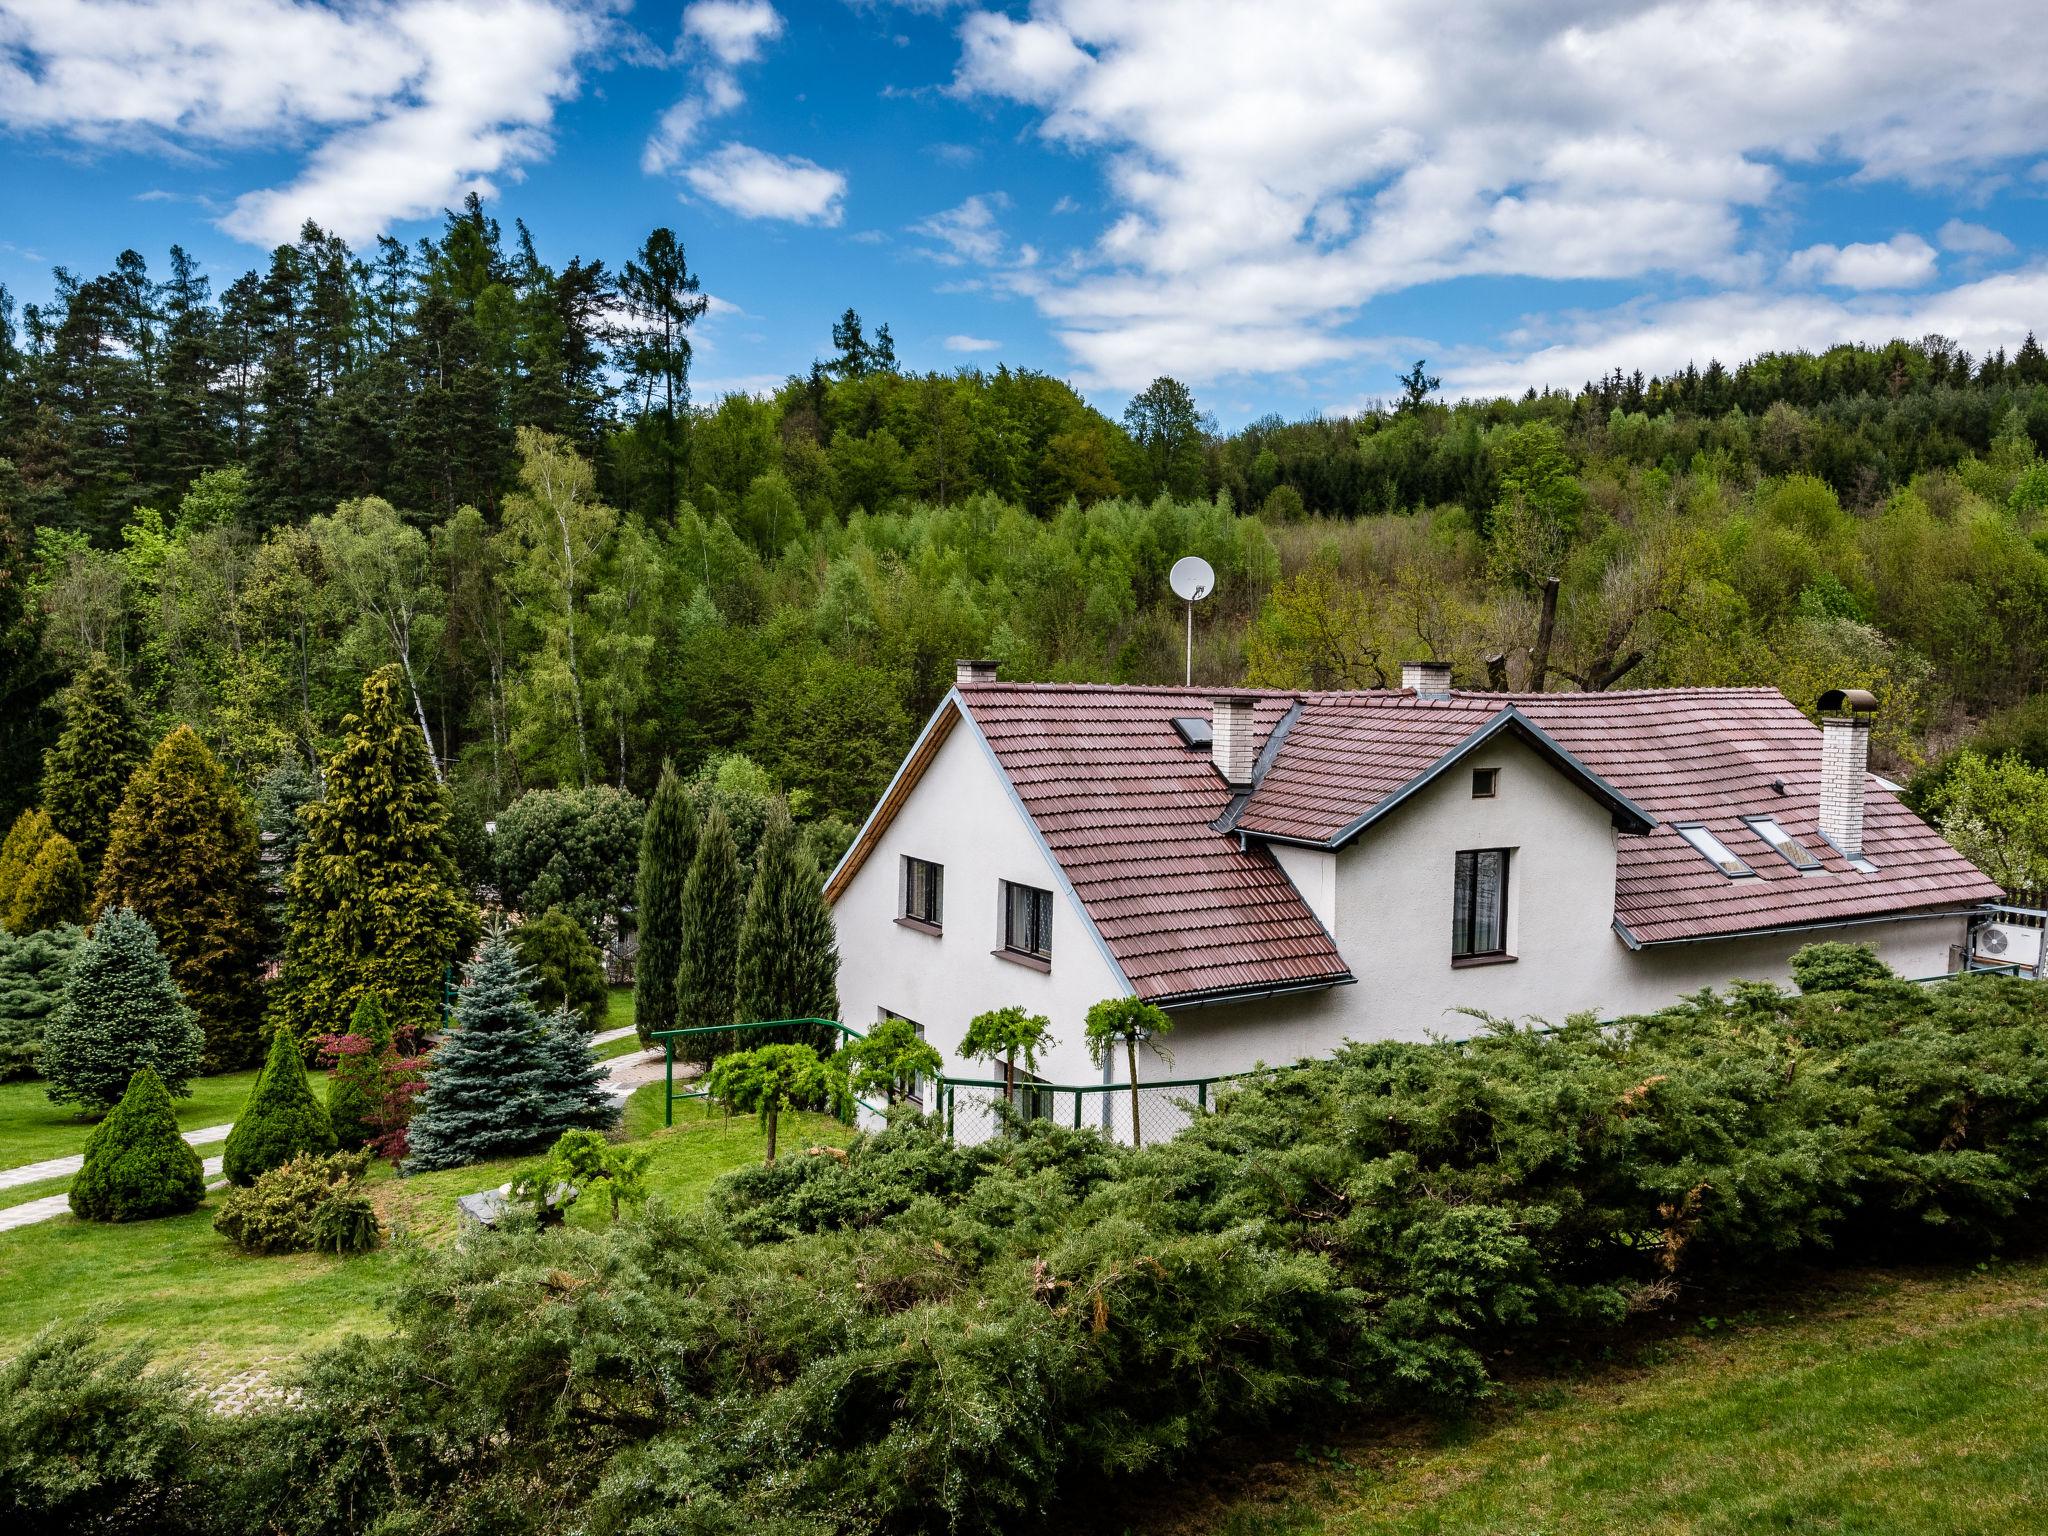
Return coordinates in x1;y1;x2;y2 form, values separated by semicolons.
457;1180;577;1229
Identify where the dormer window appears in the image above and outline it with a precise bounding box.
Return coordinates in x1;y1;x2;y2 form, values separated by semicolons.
1676;823;1755;878
1744;815;1823;872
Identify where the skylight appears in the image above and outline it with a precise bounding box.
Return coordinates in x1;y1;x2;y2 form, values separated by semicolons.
1171;716;1212;750
1744;816;1823;872
1676;823;1755;878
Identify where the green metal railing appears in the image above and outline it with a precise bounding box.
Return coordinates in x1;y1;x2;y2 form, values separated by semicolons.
649;1017;872;1127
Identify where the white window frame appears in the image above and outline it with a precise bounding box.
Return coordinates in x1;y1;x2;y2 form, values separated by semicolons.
1676;823;1756;878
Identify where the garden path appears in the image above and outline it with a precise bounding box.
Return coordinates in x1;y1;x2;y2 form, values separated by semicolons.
591;1025;637;1047
0;1122;234;1189
0;1154;226;1231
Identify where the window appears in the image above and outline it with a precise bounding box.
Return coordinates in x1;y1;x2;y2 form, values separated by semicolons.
1471;766;1499;798
900;856;944;928
879;1009;929;1107
1001;880;1053;962
1744;816;1823;872
1676;823;1755;878
1452;848;1510;959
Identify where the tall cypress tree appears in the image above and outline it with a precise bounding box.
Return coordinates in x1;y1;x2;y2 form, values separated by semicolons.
41;654;147;877
272;667;479;1051
675;802;742;1060
633;759;696;1045
735;801;840;1045
41;906;204;1112
405;928;557;1172
95;726;268;1070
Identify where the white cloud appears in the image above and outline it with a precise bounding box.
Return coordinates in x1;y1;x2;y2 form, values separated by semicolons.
1938;218;2015;256
912;193;1008;264
685;0;782;66
944;334;999;352
684;143;845;224
948;2;2048;389
1784;233;1938;290
642;2;783;174
0;0;602;247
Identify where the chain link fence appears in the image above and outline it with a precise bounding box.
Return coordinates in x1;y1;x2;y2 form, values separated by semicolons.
937;1076;1233;1148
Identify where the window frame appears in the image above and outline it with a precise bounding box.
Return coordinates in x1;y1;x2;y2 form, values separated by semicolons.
1451;847;1512;962
1471;766;1499;799
999;879;1054;964
1675;822;1757;879
1742;815;1824;873
878;1008;929;1108
899;855;944;930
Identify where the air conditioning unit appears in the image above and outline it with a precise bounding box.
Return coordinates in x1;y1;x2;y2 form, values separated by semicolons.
1970;917;2045;974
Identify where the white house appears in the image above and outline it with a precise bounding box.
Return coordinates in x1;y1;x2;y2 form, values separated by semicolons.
826;659;2006;1134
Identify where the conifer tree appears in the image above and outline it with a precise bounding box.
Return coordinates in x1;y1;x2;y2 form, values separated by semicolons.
95;726;267;1070
325;993;391;1150
404;928;557;1171
0;808;54;921
510;907;608;1031
8;829;86;933
532;1006;614;1132
41;907;204;1112
735;801;840;1045
41;654;147;876
272;666;479;1051
0;924;82;1079
633;759;696;1045
675;802;743;1060
68;1066;205;1221
223;1025;337;1185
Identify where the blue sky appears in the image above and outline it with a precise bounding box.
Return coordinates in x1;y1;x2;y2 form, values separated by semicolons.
4;1;2047;427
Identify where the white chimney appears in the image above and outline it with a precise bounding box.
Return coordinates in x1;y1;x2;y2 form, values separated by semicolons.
1401;660;1453;701
1817;688;1878;858
1211;694;1258;788
955;659;999;687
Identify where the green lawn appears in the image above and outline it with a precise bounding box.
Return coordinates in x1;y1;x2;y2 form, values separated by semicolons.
1183;1260;2048;1536
0;1067;289;1169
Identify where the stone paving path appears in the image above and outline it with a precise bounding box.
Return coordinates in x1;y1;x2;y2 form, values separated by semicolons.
0;1153;226;1232
590;1025;638;1047
0;1122;234;1191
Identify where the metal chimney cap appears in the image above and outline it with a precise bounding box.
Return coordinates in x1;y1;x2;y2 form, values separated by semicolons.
1817;687;1879;715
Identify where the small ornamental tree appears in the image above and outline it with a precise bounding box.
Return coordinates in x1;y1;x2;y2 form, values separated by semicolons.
0;924;82;1079
41;907;204;1112
68;1067;205;1221
405;928;560;1172
94;725;268;1071
0;809;56;925
838;1016;943;1108
8;829;86;934
960;1005;1053;1109
735;802;840;1046
323;993;392;1150
675;803;743;1059
1083;996;1176;1147
704;1043;851;1163
633;760;696;1044
223;1025;338;1185
520;1127;650;1224
510;908;608;1032
41;653;147;876
272;666;479;1051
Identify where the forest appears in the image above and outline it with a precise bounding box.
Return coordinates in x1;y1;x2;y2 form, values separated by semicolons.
6;196;2048;853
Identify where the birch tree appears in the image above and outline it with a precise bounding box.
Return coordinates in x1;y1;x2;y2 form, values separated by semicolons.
310;496;445;779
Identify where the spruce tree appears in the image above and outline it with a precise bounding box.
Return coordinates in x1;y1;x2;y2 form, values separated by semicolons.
0;924;82;1080
404;928;556;1172
735;801;840;1046
511;907;609;1031
94;726;268;1070
532;1006;614;1133
41;907;204;1112
632;759;696;1045
222;1025;337;1185
8;829;86;934
68;1066;205;1222
41;654;147;877
272;667;479;1051
675;802;743;1060
325;993;391;1150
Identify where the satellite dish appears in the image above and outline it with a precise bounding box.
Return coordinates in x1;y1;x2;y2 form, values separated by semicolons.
1170;555;1215;603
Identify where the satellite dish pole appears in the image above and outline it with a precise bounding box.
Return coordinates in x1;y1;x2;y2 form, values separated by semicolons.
1169;556;1216;687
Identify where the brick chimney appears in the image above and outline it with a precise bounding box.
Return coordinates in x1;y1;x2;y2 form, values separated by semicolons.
955;659;999;687
1817;688;1878;858
1211;694;1258;787
1401;659;1452;701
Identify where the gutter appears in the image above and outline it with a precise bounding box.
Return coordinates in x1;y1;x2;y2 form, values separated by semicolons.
1153;972;1356;1012
1613;904;1984;952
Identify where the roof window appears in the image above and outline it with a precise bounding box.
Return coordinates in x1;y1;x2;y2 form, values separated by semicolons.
1744;816;1823;872
1171;715;1213;750
1676;823;1755;878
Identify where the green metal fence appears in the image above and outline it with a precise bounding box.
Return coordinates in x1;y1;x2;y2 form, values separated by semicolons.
650;1017;873;1127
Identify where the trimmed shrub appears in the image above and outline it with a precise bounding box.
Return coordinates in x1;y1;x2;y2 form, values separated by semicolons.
9;829;86;933
0;923;82;1079
41;907;204;1112
68;1067;204;1221
40;653;147;876
510;907;608;1032
213;1151;379;1255
222;1025;337;1186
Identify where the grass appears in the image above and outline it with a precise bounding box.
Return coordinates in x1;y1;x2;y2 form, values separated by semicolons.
1142;1259;2048;1536
0;1067;283;1169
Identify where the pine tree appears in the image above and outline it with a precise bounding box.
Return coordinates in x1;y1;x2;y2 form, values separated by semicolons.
272;666;479;1051
0;808;54;921
94;726;268;1071
8;829;86;934
325;993;391;1150
532;1006;614;1133
41;907;204;1112
0;924;82;1080
510;907;609;1032
222;1025;337;1185
40;654;147;876
68;1066;205;1221
633;760;696;1045
404;928;556;1172
675;802;743;1060
735;801;840;1047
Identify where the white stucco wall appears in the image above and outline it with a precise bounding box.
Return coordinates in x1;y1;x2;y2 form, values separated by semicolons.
830;712;1125;1095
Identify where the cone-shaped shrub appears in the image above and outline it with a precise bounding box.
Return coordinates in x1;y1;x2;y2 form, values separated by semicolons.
735;801;840;1044
41;654;147;877
8;829;86;934
0;924;82;1079
405;928;556;1172
222;1026;337;1185
533;1006;615;1133
633;760;696;1044
325;994;391;1150
95;725;268;1071
0;808;55;924
675;802;742;1061
68;1066;204;1221
41;907;204;1112
510;908;608;1032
